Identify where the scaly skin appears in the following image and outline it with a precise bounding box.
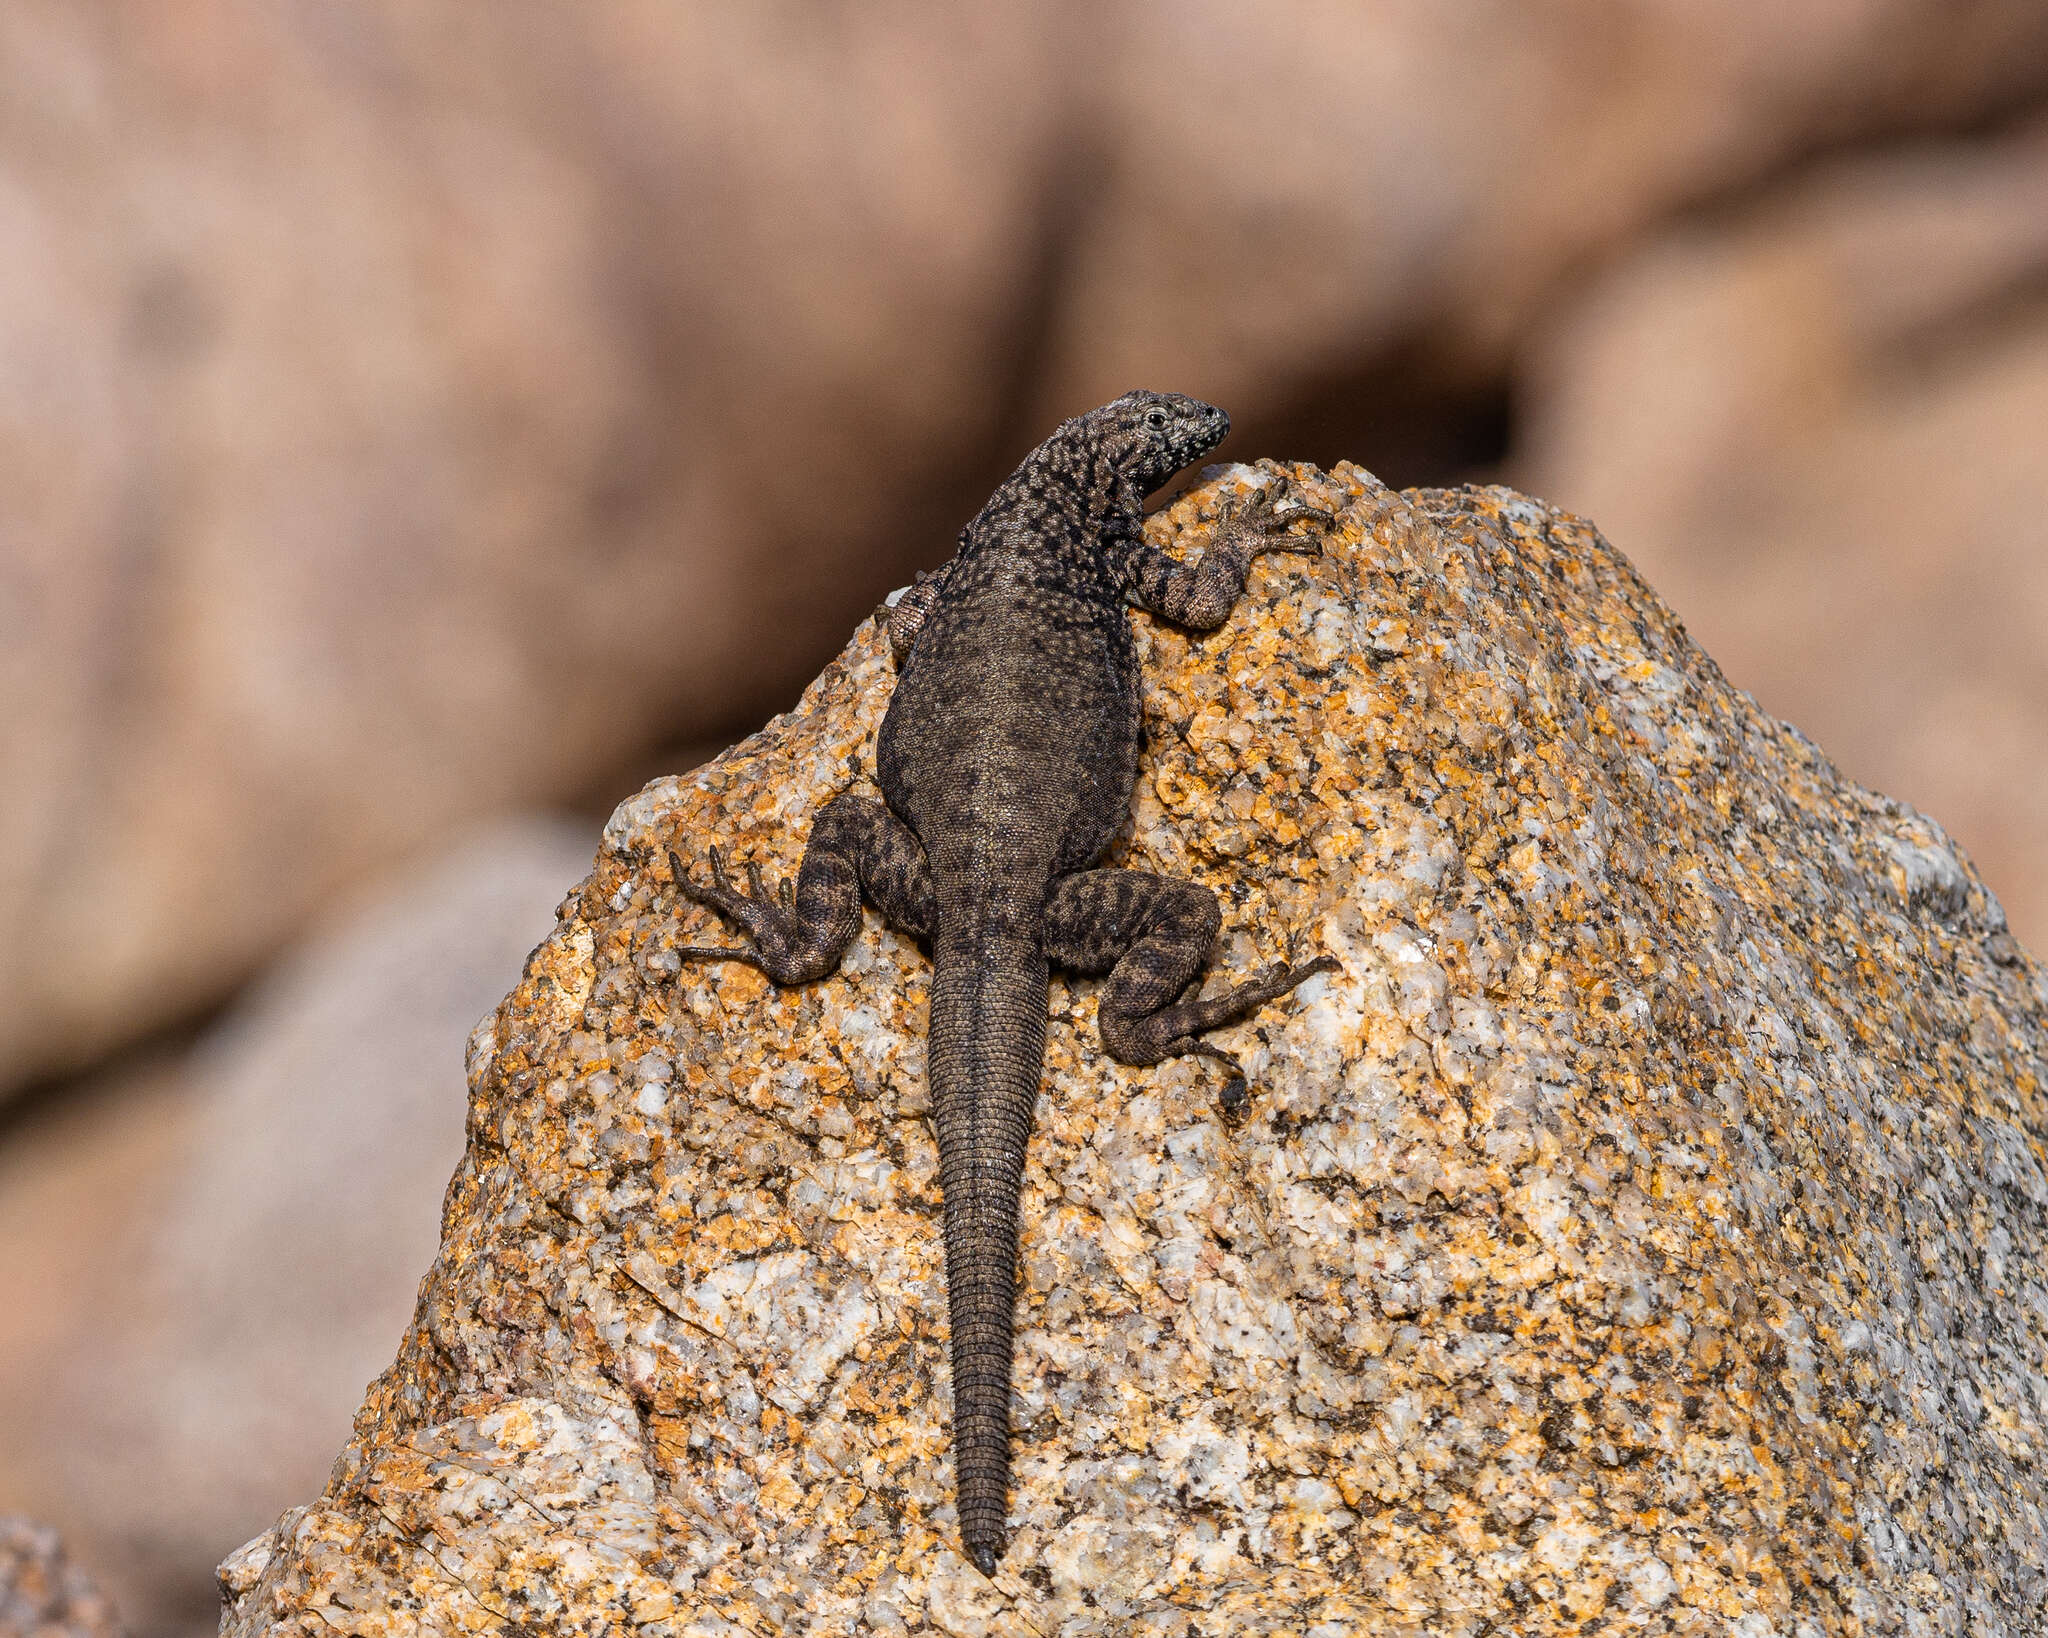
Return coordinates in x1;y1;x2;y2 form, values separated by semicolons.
673;392;1337;1573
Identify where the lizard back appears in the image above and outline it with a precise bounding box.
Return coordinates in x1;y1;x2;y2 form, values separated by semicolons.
876;483;1142;889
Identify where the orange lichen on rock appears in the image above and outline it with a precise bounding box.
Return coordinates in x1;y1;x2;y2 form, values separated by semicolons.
221;465;2048;1635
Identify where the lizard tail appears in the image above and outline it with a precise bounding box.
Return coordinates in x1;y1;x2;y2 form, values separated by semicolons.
926;929;1049;1577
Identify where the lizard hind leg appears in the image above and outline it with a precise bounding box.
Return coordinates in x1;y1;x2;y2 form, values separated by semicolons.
1043;868;1337;1103
667;793;933;987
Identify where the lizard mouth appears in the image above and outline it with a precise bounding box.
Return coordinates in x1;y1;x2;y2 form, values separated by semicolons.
1172;405;1230;474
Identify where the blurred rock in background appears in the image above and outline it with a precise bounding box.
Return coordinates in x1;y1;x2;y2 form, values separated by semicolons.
0;2;2044;1632
0;819;591;1634
0;1517;124;1638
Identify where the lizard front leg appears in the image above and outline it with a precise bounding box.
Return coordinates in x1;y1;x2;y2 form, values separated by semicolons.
1120;478;1333;630
669;792;933;985
876;563;953;667
1043;868;1336;1110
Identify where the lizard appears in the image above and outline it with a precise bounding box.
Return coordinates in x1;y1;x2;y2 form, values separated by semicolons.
667;390;1338;1575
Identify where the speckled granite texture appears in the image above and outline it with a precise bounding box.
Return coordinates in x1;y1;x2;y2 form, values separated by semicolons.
219;466;2048;1635
1;1516;123;1638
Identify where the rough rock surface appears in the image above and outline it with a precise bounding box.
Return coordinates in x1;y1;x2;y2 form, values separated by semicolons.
222;467;2048;1634
0;1517;122;1638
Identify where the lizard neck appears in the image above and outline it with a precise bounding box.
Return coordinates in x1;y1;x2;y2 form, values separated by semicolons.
1056;440;1144;536
969;422;1143;551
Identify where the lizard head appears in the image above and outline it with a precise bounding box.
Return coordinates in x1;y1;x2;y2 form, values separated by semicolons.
1089;389;1231;496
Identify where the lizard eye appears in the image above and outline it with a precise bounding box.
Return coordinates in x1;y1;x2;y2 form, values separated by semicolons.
1145;408;1167;430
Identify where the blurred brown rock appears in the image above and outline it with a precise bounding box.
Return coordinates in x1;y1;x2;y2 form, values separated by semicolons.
0;1518;123;1638
0;1055;193;1637
0;819;590;1632
1028;0;2048;421
1517;117;2048;945
6;0;2048;1096
0;1;1068;1097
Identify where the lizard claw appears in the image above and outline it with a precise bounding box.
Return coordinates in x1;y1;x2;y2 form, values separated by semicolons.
673;942;766;967
1271;495;1336;529
671;846;737;914
1179;1040;1251;1116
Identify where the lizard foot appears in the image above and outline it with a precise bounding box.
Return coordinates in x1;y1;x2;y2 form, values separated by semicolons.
1158;957;1338;1116
668;846;803;974
1223;479;1335;559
